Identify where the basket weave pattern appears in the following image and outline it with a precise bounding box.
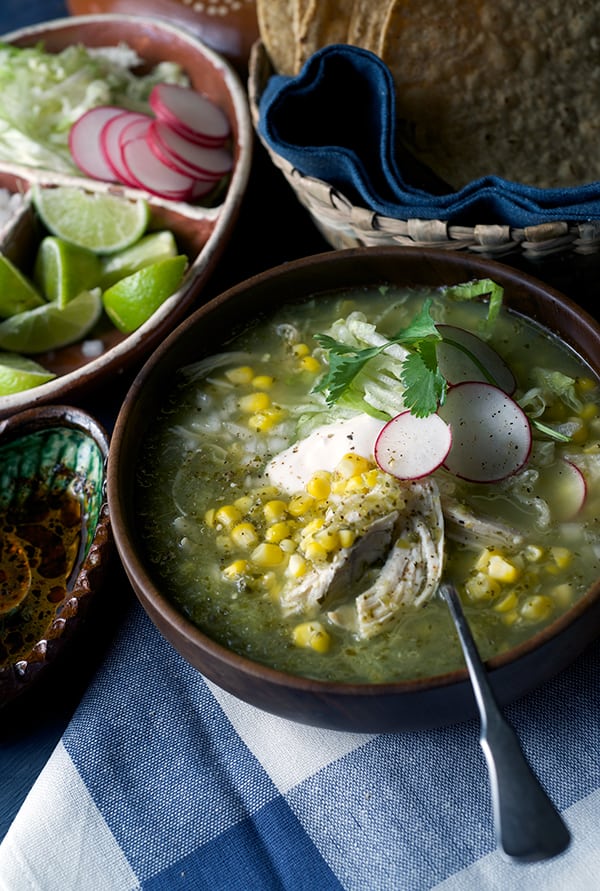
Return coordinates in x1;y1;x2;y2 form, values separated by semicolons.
249;41;600;258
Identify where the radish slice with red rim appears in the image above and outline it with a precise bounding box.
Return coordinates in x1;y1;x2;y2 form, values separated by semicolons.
536;458;587;521
69;105;123;181
436;324;516;394
374;411;452;480
439;381;532;482
147;122;222;182
119;118;196;199
101;111;150;186
149;82;230;147
150;121;233;178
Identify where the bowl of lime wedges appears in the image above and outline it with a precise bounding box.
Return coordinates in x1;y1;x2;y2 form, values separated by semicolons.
0;14;252;419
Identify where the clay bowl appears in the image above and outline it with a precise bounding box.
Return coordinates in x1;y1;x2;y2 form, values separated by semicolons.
107;247;600;732
65;0;259;74
0;404;111;706
0;15;252;419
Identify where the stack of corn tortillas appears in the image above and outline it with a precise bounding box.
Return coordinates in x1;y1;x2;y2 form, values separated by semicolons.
256;0;600;190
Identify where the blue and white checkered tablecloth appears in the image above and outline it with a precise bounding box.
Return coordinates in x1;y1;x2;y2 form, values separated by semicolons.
1;601;599;890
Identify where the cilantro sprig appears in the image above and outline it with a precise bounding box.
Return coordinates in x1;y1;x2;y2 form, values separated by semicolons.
313;281;506;419
314;299;446;417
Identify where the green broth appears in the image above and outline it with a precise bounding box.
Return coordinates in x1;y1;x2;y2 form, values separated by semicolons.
137;286;600;682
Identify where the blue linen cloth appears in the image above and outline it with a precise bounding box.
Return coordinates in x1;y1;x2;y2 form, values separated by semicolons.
1;600;599;890
258;44;600;228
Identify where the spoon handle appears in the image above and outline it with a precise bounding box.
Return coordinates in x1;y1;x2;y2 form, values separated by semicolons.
440;582;571;862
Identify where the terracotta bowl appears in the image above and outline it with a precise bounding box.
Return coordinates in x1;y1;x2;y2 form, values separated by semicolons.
0;404;111;706
107;247;600;732
0;15;252;419
65;0;259;74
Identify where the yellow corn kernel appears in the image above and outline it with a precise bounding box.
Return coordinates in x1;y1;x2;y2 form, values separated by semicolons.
524;544;544;563
362;468;380;488
576;376;597;394
204;507;216;528
335;453;372;479
494;591;518;612
302;539;328;562
233;495;253;514
288;493;315;517
465;572;501;602
301;517;325;537
265;521;293;543
549;547;572;570
567;417;588;444
292;343;310;358
239;391;271;414
250;542;285;567
501;609;519;627
520;594;554;622
260;571;279;594
230;522;259;550
579;402;599;421
215;504;243;528
252;374;274;390
248;408;284;432
474;547;495;572
339;528;357;548
551;582;574;608
224;365;254;385
344;473;368;493
331;477;348;496
263;499;288;523
306;470;332;500
299;355;321;373
279;538;297;554
314;528;340;553
222;559;248;579
487;554;520;583
292;621;331;653
286;553;308;578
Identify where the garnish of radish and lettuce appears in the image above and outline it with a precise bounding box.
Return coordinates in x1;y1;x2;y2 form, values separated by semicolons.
313;279;569;484
0;42;188;174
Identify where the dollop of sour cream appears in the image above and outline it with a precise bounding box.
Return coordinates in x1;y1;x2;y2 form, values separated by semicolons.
266;414;386;495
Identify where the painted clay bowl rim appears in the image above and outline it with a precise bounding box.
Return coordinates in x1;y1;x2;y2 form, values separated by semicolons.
0;404;112;707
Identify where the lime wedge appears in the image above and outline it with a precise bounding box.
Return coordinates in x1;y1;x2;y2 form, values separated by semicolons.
32;185;150;254
100;230;178;290
0;254;45;319
103;255;187;333
34;236;102;307
0;353;56;395
0;288;103;354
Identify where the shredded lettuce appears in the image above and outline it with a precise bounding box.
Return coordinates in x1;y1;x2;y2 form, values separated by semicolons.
0;41;188;173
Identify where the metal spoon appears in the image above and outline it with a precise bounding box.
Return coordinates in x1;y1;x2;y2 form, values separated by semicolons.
439;581;571;862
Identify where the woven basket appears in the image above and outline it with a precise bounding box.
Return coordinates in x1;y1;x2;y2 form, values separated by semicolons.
249;41;600;258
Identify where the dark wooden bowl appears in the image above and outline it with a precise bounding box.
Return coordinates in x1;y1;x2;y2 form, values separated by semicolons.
107;247;600;731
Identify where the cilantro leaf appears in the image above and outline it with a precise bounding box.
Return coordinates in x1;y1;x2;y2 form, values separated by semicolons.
400;347;447;417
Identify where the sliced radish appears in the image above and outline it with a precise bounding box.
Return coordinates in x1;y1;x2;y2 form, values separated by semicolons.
149;121;233;178
69;106;124;181
101;111;150;186
436;324;516;394
439;382;531;482
374;411;452;480
119;121;197;199
536;458;587;521
147;122;220;182
149;82;230;147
